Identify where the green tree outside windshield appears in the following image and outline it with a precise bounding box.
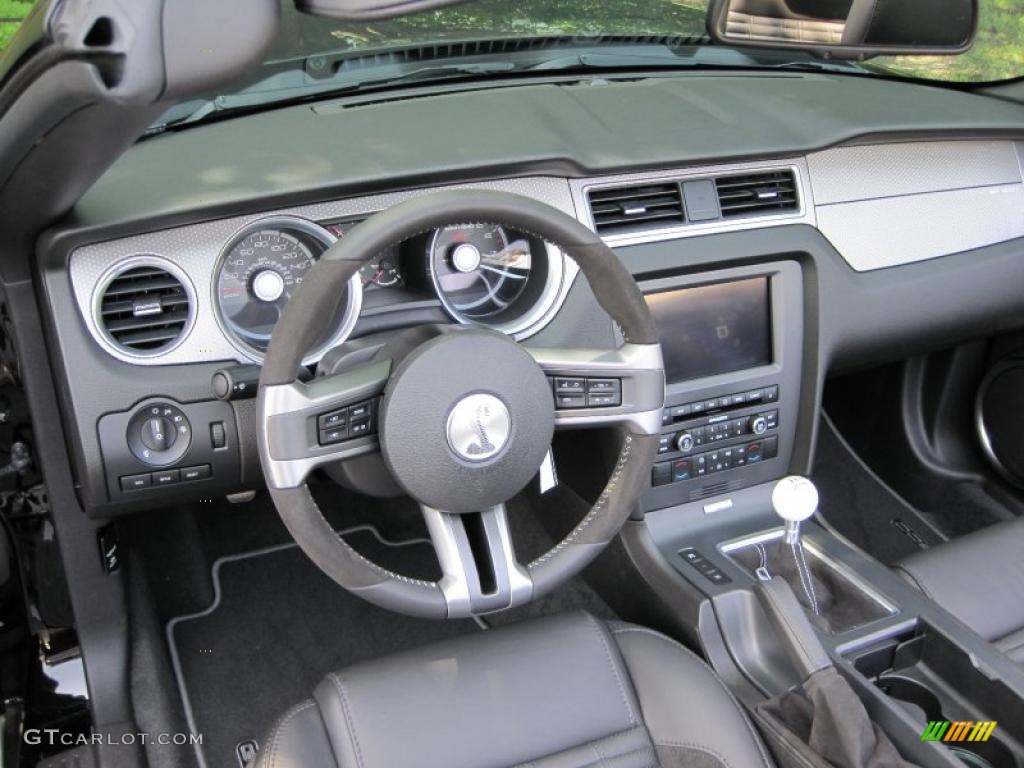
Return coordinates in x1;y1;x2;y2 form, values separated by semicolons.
0;0;1022;83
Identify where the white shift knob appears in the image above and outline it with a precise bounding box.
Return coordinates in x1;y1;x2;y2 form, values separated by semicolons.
771;476;819;523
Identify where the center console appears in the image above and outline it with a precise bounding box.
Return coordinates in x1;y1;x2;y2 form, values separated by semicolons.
640;261;803;511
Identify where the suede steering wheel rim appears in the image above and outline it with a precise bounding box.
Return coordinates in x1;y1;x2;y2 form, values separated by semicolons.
257;190;665;619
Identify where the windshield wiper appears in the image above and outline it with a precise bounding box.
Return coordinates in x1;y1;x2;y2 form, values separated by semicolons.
147;61;515;134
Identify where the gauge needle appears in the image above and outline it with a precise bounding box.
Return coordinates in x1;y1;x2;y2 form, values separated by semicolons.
480;239;531;270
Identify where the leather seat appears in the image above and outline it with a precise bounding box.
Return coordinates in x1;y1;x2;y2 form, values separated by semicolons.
895;517;1024;665
254;611;774;768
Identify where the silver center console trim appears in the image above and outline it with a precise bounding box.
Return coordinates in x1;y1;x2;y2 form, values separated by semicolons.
720;527;898;615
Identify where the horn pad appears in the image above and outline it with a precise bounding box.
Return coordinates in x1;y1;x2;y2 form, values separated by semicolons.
378;329;554;513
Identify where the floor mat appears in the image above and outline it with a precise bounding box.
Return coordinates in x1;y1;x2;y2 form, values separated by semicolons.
812;416;947;565
167;520;616;767
167;529;477;768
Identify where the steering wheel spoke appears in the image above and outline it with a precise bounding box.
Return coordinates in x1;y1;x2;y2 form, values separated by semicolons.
259;359;391;489
525;343;665;435
421;503;532;618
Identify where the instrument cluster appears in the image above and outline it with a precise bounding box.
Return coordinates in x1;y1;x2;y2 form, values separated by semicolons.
213;215;555;364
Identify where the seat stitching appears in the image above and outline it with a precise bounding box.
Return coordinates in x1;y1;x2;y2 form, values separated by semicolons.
792;541;820;616
893;563;935;600
611;627;773;768
266;700;316;768
586;613;639;727
997;631;1024;652
328;672;367;768
654;739;735;768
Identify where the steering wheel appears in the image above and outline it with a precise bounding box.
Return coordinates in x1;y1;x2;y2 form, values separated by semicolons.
257;190;665;619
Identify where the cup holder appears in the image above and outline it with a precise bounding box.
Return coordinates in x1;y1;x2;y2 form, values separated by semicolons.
877;675;1018;768
877;674;943;722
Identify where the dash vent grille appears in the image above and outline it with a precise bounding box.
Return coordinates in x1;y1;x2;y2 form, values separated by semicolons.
97;262;193;355
715;170;799;218
588;182;685;236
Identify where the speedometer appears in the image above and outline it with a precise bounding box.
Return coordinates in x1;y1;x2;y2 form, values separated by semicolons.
217;229;315;352
213;217;362;363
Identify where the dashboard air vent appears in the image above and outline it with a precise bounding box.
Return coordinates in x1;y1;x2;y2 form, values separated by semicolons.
98;263;192;355
588;182;685;235
715;170;798;218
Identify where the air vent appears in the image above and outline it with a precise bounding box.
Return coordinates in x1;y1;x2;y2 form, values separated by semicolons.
715;170;798;218
97;262;192;355
588;182;685;235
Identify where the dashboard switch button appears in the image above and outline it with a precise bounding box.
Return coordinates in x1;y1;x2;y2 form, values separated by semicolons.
181;464;211;482
152;469;180;486
120;473;151;491
210;421;227;449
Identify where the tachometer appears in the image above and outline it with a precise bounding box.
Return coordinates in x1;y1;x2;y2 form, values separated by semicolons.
214;217;362;362
428;223;531;320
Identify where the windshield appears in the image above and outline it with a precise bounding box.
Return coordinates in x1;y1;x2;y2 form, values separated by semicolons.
267;0;1023;82
140;0;1024;131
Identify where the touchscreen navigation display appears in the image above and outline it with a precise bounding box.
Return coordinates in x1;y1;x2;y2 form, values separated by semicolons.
645;277;771;383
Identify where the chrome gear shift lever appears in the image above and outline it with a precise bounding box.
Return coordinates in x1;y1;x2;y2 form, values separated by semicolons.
771;476;819;545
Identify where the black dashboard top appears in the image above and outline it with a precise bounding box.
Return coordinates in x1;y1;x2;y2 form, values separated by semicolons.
69;71;1024;240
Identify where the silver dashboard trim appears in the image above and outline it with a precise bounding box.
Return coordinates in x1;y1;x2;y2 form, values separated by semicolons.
808;140;1024;272
69;177;578;366
569;157;816;249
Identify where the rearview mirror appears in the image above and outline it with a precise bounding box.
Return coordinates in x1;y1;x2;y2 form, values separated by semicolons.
706;0;977;59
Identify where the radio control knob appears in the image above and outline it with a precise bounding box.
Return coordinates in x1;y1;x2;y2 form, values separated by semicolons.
748;415;768;435
675;431;695;453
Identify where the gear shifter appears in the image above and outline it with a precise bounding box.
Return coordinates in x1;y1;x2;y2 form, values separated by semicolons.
760;476;830;617
772;475;819;545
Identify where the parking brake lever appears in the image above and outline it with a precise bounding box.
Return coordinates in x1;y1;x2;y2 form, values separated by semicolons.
754;577;832;682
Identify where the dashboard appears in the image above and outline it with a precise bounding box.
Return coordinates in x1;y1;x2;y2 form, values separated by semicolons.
36;72;1024;517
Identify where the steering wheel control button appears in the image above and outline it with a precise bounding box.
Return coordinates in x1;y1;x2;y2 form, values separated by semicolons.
553;377;585;393
586;378;621;407
127;402;191;466
446;393;511;462
119;473;151;492
317;399;377;446
318;408;348;430
549;376;622;409
555;393;586;409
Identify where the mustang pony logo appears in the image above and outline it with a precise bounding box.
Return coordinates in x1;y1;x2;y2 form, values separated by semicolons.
465;402;496;456
921;721;997;743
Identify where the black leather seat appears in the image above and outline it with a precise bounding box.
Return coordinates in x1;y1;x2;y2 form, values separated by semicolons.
895;517;1024;665
254;611;774;768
